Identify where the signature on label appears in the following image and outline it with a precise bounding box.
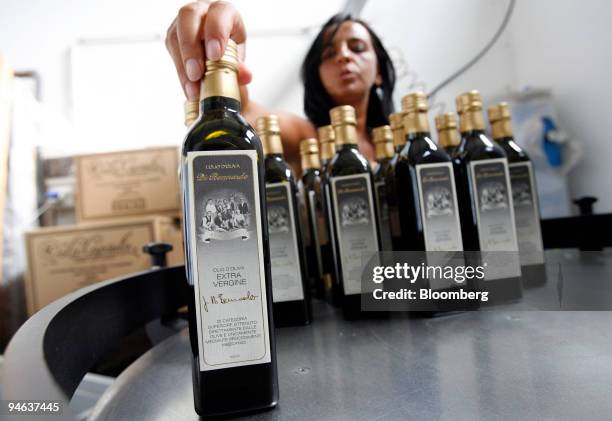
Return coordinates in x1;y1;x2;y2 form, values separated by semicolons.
201;291;259;312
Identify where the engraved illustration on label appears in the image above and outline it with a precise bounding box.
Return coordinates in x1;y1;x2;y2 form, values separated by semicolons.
509;162;544;265
416;163;463;252
416;162;464;290
469;158;521;280
186;150;270;371
331;174;379;295
266;182;305;302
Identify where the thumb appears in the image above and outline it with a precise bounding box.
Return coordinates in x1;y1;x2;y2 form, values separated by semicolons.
238;61;252;85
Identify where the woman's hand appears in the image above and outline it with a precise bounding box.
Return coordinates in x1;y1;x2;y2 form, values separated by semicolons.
165;0;252;101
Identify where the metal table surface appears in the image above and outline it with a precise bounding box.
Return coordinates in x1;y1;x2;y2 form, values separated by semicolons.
89;251;612;421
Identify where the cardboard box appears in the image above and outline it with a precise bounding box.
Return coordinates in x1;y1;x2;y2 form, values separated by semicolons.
75;146;181;221
24;216;184;315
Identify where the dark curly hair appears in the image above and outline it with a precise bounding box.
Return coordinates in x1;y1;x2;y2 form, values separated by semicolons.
300;14;396;131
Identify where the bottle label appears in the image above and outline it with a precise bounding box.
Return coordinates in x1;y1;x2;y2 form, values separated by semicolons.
468;158;521;280
374;181;393;251
185;150;271;371
331;174;379;295
509;162;544;265
308;190;324;277
266;182;305;302
415;162;463;252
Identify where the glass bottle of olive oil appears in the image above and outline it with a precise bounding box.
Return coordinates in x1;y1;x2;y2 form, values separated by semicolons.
181;40;278;416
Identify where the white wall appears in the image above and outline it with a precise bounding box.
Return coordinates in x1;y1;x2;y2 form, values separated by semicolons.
362;0;518;129
0;0;341;155
509;0;612;213
1;0;610;211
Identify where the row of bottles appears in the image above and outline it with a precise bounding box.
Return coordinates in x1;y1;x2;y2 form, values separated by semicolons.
295;91;546;315
179;40;546;417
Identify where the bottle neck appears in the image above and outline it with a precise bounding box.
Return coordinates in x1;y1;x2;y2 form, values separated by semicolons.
391;128;406;151
338;142;358;152
200;96;241;113
260;133;283;155
404;111;430;137
491;119;514;140
375;142;394;161
438;128;460;150
320;141;336;160
334;124;358;146
459;109;485;134
407;131;432;146
200;63;241;103
301;153;321;171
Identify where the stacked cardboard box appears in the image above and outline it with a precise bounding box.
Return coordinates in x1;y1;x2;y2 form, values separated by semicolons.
74;147;181;221
24;146;185;314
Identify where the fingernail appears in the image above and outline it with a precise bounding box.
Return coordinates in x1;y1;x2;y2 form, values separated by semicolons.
206;39;222;61
184;81;199;101
185;58;201;82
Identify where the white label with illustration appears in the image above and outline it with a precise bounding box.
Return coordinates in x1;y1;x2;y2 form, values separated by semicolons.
331;173;379;295
266;182;305;302
509;162;544;265
185;150;271;371
469;158;521;280
416;162;463;252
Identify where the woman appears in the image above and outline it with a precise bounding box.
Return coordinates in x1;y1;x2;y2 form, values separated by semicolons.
165;1;395;169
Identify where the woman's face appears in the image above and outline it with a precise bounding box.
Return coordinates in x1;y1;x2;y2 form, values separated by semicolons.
319;21;381;106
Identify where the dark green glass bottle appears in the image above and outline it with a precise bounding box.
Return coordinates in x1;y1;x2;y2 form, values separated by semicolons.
326;105;381;319
181;40;278;417
318;125;341;306
453;91;522;303
488;102;546;287
403;93;476;312
299;138;332;301
384;112;408;251
391;99;423;251
256;115;311;326
372;125;394;252
401;93;461;251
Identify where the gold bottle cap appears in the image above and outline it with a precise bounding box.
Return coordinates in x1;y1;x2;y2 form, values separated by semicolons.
205;38;239;71
456;90;485;132
330;105;357;126
317;125;335;144
389;112;406;148
184;100;199;127
435;112;458;132
256;114;280;135
200;39;240;102
256;115;283;155
373;125;394;160
488;102;514;139
372;125;392;143
299;138;319;155
401;92;428;114
300;138;321;170
456;90;483;114
389;112;404;130
402;93;430;135
435;113;460;149
329;105;357;145
318;125;336;160
487;102;512;123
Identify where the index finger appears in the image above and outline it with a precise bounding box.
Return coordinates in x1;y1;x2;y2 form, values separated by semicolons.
203;1;246;61
176;1;209;81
